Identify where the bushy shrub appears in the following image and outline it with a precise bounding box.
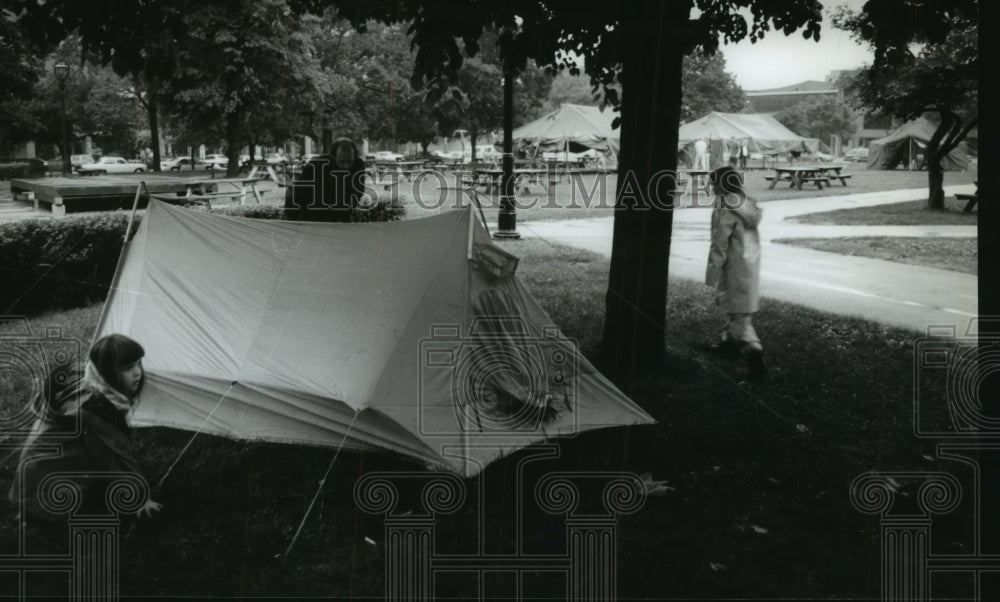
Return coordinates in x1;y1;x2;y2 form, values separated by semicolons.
211;199;405;223
1;199;406;316
0;213;133;315
0;159;47;180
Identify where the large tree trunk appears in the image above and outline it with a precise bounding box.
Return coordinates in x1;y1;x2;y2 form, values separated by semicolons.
470;131;479;163
927;160;945;210
599;1;687;392
147;96;161;172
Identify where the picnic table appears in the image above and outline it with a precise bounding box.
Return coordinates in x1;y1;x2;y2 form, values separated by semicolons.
373;160;427;181
956;181;979;213
765;165;845;191
149;177;262;209
244;162;293;186
471;168;558;194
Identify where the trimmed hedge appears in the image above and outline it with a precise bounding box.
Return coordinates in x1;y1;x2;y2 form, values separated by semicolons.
0;200;406;316
0;159;48;180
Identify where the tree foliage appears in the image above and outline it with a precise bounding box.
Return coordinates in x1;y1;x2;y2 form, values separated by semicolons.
680;52;747;121
0;12;43;152
833;0;977;209
774;95;856;144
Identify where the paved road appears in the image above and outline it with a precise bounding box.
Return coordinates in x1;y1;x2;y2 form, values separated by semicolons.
518;185;978;333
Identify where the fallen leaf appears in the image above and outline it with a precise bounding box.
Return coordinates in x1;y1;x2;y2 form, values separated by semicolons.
639;473;674;496
709;562;727;572
750;525;768;534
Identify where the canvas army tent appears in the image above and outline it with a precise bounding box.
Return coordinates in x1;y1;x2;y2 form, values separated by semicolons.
511;103;620;155
677;112;820;167
95;201;653;477
866;118;972;171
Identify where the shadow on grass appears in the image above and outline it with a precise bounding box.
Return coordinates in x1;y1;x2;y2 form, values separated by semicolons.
0;240;978;600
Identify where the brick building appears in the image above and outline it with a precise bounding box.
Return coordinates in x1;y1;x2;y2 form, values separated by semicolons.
745;71;893;150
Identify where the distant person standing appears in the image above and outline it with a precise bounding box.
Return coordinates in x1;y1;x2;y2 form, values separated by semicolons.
286;137;368;222
728;138;739;168
705;166;767;380
693;138;709;170
739;139;749;170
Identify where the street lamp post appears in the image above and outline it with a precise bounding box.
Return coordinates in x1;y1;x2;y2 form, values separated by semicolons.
493;63;520;240
53;61;71;176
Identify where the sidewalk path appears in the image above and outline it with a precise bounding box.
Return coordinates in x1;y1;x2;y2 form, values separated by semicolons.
518;184;978;333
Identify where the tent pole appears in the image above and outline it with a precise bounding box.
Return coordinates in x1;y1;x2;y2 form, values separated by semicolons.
92;181;147;347
493;53;520;240
284;410;361;558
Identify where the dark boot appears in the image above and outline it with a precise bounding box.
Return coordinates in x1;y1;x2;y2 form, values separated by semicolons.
709;339;743;360
746;349;768;381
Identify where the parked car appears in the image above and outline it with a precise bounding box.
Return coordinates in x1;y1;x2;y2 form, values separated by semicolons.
0;158;48;179
70;154;96;171
202;154;229;168
162;157;210;171
844;147;869;162
77;156;149;175
373;151;404;162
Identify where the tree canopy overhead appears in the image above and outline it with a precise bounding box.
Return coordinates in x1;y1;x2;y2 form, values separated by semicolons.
833;0;977;209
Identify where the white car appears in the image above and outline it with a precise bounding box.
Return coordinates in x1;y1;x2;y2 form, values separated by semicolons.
77;156;149;175
844;147;869;162
373;151;404;162
202;154;229;168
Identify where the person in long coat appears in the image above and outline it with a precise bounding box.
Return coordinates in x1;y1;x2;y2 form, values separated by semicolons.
286;137;368;222
9;334;163;522
705;166;767;379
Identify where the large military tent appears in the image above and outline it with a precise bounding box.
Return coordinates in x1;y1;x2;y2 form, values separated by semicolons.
95;201;654;477
866;118;972;171
511;103;620;155
677;112;821;168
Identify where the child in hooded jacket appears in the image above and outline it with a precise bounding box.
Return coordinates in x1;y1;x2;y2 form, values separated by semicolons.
705;166;767;380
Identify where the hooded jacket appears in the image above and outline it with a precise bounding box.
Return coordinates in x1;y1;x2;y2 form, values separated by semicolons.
8;367;144;521
705;191;762;314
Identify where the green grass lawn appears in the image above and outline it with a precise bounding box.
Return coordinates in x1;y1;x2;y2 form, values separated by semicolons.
772;236;978;274
788;195;978;226
0;239;975;600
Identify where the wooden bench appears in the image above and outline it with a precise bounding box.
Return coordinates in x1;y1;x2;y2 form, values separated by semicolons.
956;193;978;213
799;176;830;189
826;173;853;186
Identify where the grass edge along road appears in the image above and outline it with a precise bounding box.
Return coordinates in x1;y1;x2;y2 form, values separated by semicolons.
773;236;977;275
0;239;976;600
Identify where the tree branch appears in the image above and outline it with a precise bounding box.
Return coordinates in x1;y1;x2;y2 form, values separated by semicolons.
941;115;978;155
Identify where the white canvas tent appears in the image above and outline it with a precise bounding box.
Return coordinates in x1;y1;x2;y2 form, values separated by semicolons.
677;112;821;167
511;103;620;156
96;201;653;477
